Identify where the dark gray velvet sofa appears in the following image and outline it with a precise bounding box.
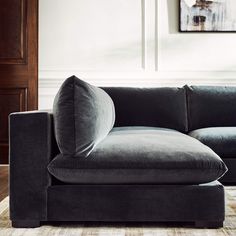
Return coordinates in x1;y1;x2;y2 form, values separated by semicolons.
10;76;236;229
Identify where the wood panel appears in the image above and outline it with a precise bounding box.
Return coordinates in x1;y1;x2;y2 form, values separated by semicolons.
0;0;38;164
0;0;27;64
0;89;27;163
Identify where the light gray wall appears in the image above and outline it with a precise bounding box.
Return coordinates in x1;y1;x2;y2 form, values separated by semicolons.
39;0;236;109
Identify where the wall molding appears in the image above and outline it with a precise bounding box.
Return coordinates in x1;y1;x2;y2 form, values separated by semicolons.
39;71;236;109
155;0;158;71
141;0;146;69
39;69;236;109
39;70;236;88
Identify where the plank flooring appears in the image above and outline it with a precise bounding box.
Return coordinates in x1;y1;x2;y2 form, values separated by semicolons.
0;166;8;201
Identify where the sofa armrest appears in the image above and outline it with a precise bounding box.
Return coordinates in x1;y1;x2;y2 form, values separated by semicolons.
9;111;53;226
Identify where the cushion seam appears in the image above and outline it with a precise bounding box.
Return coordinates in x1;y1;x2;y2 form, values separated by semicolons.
185;85;192;132
184;86;189;133
49;167;224;170
73;77;77;155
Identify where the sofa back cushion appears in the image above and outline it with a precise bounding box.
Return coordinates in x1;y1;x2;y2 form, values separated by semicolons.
186;85;236;131
102;87;188;132
53;76;115;158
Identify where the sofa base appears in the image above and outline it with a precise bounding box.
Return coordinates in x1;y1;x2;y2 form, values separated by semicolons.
12;220;40;228
11;220;224;229
11;182;224;228
195;221;223;228
46;181;224;228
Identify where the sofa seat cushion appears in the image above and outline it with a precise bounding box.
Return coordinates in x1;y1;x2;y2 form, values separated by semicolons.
189;127;236;158
48;127;227;184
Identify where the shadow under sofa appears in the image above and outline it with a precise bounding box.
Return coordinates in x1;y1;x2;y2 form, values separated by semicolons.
10;76;233;228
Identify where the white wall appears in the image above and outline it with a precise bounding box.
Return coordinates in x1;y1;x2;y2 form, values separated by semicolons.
39;0;236;109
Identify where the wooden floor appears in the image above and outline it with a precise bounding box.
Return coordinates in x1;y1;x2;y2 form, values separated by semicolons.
0;166;8;201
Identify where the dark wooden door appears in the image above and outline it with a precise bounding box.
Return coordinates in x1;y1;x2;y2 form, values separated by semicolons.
0;0;38;164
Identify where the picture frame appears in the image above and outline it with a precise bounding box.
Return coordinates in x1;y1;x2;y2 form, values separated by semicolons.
179;0;236;32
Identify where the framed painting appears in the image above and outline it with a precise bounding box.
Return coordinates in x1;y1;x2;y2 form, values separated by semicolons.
179;0;236;32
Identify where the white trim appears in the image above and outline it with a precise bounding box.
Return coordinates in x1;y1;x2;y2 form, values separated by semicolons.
155;0;158;71
141;0;146;69
39;71;236;87
39;70;236;80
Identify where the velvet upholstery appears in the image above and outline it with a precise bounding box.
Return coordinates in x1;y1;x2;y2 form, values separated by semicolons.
9;84;231;228
9;111;53;223
47;181;224;224
189;127;236;158
53;76;115;158
186;85;236;131
102;87;188;132
48;127;227;184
